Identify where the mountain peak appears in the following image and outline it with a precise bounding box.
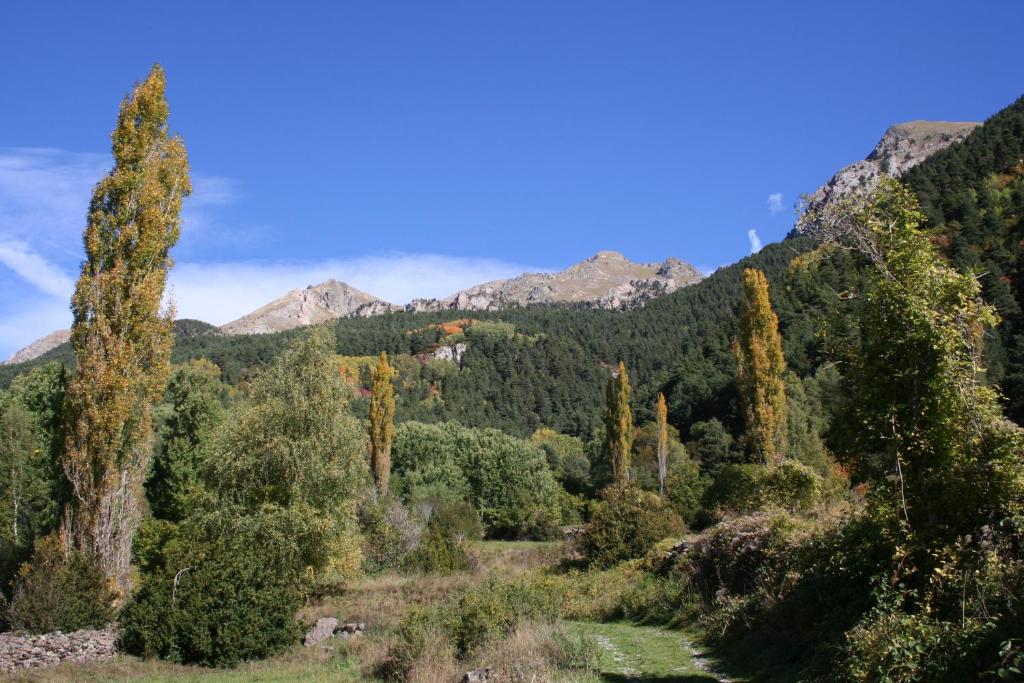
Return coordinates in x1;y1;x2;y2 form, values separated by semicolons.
220;279;393;335
793;119;979;235
584;250;628;262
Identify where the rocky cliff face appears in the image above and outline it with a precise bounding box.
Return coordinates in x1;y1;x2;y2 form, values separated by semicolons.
220;279;393;335
794;120;979;234
4;328;70;365
406;251;702;313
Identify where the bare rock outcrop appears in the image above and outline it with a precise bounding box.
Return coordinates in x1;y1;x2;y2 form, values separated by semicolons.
794;120;978;235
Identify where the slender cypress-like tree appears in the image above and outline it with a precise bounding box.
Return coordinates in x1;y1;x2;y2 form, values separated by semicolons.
655;392;669;495
61;65;190;594
368;351;395;496
734;268;788;466
604;361;633;484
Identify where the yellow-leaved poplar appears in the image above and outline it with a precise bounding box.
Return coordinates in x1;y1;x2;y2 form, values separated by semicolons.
734;268;788;466
604;361;634;484
368;351;395;496
61;64;190;595
655;392;669;495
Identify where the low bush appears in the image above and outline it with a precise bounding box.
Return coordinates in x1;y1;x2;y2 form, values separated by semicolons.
702;460;822;514
579;484;685;568
664;459;711;523
406;524;469;574
359;496;423;573
120;511;310;667
6;535;115;633
428;500;483;543
388;578;557;678
528;562;641;621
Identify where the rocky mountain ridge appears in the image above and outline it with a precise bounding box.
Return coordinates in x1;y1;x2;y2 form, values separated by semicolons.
216;251;702;335
794;120;979;233
405;251;703;314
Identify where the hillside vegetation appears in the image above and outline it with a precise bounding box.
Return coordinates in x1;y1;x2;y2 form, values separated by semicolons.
1;67;1023;682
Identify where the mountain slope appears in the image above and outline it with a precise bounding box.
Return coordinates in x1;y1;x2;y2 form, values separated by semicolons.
220;279;393;335
4;329;71;365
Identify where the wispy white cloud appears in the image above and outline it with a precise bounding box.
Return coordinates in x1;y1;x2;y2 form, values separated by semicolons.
767;192;784;214
168;253;545;325
0;240;74;298
747;229;762;254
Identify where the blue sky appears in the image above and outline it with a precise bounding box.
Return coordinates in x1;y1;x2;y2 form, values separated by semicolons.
0;1;1021;358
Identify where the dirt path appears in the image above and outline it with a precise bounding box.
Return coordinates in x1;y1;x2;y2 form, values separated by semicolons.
566;621;733;683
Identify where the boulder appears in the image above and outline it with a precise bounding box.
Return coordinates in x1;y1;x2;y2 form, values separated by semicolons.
303;617;340;647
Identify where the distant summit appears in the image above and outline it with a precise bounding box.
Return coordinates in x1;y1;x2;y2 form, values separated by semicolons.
406;251;702;313
220;279;392;335
4;329;70;365
219;251;703;335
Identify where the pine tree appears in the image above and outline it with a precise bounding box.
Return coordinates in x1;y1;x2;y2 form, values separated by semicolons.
604;361;633;484
368;351;395;496
61;65;190;594
734;268;788;466
655;392;669;495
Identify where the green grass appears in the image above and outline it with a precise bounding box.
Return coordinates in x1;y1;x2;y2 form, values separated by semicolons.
565;621;731;683
8;648;365;682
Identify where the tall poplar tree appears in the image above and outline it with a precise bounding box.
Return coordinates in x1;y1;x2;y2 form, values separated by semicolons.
734;268;788;466
655;392;669;495
368;351;395;496
604;361;633;484
61;65;190;593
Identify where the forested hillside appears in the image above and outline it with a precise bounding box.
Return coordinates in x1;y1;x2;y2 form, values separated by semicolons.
3;97;1021;456
902;95;1024;419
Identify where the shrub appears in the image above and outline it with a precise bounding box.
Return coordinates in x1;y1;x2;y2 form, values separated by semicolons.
391;578;556;676
428;500;483;543
579;484;685;568
6;536;115;633
120;511;309;667
664;459;710;523
702;460;821;514
619;574;690;625
406;524;469;574
527;563;640;621
359;496;423;573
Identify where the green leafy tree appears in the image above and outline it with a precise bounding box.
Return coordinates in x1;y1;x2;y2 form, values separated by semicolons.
204;327;366;572
734;268;788;465
368;351;396;496
146;359;224;521
391;421;561;539
604;362;634;484
687;418;736;477
61;64;191;593
0;403;46;546
817;177;1024;537
529;427;591;495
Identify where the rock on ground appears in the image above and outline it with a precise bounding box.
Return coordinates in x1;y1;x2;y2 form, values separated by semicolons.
0;626;118;673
